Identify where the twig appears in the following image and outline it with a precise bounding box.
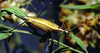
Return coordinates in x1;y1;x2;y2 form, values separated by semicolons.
0;24;43;37
48;38;83;53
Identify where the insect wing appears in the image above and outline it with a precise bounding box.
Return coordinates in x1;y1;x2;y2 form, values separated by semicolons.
26;17;63;32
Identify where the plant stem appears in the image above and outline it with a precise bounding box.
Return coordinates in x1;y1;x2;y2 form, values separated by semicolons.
49;38;84;53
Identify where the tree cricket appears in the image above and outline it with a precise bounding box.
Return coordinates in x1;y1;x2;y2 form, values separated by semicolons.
0;2;89;53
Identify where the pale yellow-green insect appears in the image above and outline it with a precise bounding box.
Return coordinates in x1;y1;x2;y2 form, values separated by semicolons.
25;17;68;33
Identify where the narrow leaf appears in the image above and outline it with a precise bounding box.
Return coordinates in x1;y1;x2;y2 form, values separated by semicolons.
69;33;88;53
1;6;27;18
0;33;12;40
0;11;8;16
52;47;69;53
60;4;100;10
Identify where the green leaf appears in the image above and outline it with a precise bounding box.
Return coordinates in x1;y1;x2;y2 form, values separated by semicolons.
1;6;27;18
0;11;8;16
0;11;9;21
52;47;69;53
0;25;13;40
60;4;100;9
0;33;12;40
69;33;88;53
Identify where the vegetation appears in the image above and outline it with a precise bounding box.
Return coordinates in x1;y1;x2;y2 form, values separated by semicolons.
0;0;100;53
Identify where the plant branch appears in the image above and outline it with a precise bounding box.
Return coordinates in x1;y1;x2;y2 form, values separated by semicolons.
48;38;84;53
0;24;43;37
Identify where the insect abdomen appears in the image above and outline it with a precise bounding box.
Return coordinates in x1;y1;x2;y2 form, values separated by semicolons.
25;17;63;32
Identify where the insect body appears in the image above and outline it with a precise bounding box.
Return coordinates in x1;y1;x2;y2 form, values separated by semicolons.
25;17;68;33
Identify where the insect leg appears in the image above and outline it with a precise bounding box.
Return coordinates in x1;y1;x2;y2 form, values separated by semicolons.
57;23;65;51
48;3;54;53
61;22;65;28
37;3;54;53
39;32;52;43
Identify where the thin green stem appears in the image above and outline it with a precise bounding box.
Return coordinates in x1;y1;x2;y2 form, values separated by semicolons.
60;0;68;5
49;38;83;53
0;24;43;37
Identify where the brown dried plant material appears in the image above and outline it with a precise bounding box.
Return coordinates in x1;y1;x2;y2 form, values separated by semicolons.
67;3;73;5
1;1;9;8
91;30;99;39
79;24;90;35
65;36;70;39
85;31;92;39
69;38;76;45
0;0;2;2
64;50;72;53
79;27;85;35
86;17;98;26
82;39;89;47
61;9;73;16
71;16;78;25
2;14;19;23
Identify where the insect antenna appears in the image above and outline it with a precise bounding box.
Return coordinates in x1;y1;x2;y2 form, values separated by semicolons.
48;2;52;21
37;2;50;17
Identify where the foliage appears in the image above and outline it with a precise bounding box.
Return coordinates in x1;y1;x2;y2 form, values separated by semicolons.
59;0;100;53
1;0;100;53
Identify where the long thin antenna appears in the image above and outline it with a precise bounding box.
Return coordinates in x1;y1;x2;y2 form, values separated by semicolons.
64;22;69;31
37;2;50;17
69;22;84;32
61;22;65;28
48;2;53;53
48;2;52;21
